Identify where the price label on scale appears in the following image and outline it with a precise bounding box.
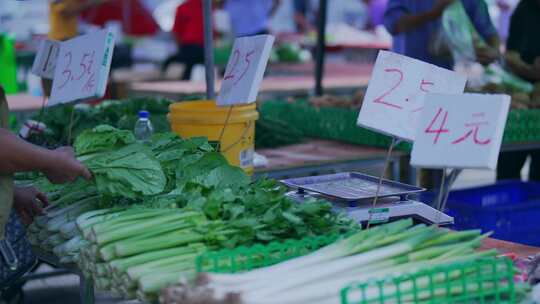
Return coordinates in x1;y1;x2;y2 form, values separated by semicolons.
357;51;467;141
217;35;275;106
48;29;115;106
411;93;510;170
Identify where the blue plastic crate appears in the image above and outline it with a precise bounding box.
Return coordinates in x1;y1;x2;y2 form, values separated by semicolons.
421;181;540;246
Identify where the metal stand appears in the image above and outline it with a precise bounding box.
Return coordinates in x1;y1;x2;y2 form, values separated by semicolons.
314;0;328;96
367;137;401;227
26;248;95;304
435;168;463;212
202;0;215;100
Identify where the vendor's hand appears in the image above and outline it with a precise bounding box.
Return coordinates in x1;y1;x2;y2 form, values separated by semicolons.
533;57;540;80
505;52;530;73
43;147;92;184
13;186;48;225
475;45;500;65
433;0;456;15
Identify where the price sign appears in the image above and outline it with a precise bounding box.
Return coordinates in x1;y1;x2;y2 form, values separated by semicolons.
32;39;61;79
411;93;510;170
217;35;275;106
49;29;115;106
357;51;467;141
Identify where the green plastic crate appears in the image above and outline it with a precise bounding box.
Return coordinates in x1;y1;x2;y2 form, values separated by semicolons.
195;233;345;273
341;258;518;304
260;100;540;150
260;100;412;151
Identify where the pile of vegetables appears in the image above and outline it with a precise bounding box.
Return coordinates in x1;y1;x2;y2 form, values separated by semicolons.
308;90;365;110
27;97;176;148
474;82;540;109
163;219;526;304
255;116;304;149
25;125;355;301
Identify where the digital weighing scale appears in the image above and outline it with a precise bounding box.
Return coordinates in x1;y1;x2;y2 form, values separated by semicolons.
281;172;453;226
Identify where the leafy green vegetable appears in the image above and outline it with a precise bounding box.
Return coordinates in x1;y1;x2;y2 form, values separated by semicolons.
84;144;166;199
75;125;135;156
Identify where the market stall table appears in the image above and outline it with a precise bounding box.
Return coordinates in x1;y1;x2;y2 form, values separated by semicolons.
25;236;539;304
254;139;405;180
29;247;94;304
128;74;370;101
481;238;540;259
6;93;44;113
267;62;373;77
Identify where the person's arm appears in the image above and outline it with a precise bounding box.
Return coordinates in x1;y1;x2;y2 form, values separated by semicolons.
293;0;312;33
13;186;48;225
503;2;540;80
385;0;455;35
505;52;540;81
0;128;91;183
476;35;501;65
468;0;501;65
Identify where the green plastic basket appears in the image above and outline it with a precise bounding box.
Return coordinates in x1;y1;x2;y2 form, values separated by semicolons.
260;100;540;150
195;233;345;273
341;257;517;304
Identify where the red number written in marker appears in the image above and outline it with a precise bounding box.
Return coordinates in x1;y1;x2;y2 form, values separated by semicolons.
373;68;404;110
75;51;95;81
234;49;255;85
58;52;73;89
224;49;240;81
425;107;450;144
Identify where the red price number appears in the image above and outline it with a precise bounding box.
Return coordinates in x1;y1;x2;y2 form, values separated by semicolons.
424;108;492;146
57;50;96;91
224;48;256;86
372;67;435;113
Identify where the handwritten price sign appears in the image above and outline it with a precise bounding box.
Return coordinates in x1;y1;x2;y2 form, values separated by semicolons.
217;35;275;106
411;93;510;170
32;39;61;80
357;51;467;141
48;30;115;106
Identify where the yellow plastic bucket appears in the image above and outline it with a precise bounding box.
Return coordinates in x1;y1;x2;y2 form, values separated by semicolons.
168;100;259;175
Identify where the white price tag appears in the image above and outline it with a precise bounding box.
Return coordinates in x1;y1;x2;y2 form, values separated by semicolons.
411;93;510;170
357;51;467;141
217;35;275;106
49;29;115;106
31;39;61;79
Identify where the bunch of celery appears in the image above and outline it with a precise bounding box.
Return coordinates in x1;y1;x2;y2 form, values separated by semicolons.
26;180;100;262
73;207;225;302
164;219;513;304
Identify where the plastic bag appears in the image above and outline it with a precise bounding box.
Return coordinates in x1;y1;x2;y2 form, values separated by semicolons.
485;63;534;93
441;1;477;63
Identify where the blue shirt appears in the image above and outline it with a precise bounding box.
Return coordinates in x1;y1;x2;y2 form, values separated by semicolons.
384;0;497;69
225;0;273;37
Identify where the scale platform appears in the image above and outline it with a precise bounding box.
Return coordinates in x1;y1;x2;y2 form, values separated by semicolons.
282;172;454;226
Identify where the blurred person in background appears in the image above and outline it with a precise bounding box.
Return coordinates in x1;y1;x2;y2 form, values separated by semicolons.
496;0;519;43
383;0;500;189
293;0;317;34
225;0;281;37
384;0;500;69
364;0;388;29
497;0;540;181
48;0;108;41
162;0;205;80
